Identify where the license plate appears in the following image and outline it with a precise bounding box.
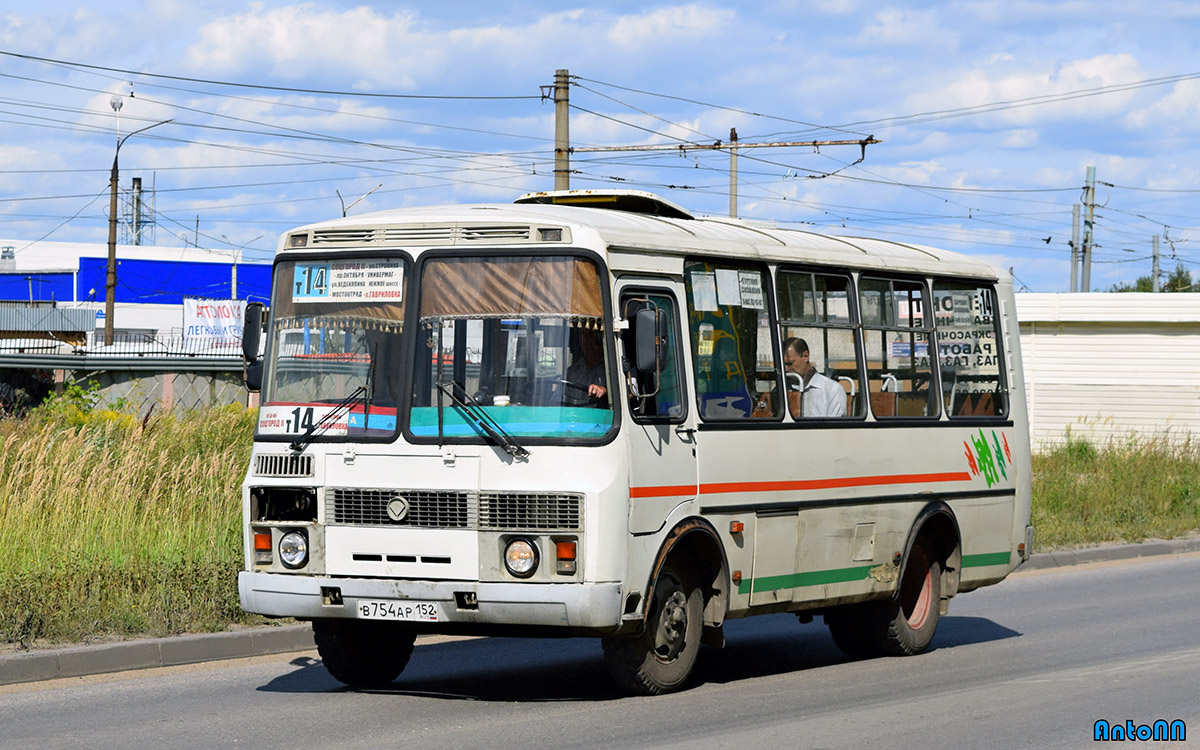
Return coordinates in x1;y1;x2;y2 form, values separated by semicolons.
356;599;439;622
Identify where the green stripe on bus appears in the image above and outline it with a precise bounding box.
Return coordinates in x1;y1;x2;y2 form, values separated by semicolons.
736;552;1012;596
962;551;1011;568
738;564;875;595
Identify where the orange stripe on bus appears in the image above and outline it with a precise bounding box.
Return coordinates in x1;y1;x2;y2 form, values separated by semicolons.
629;485;698;498
630;471;971;499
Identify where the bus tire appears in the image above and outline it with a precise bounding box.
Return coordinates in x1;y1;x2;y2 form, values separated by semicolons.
825;540;941;658
601;559;702;695
881;540;941;656
313;619;416;687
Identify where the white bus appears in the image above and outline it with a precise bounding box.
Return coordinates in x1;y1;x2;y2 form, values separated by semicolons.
239;190;1032;695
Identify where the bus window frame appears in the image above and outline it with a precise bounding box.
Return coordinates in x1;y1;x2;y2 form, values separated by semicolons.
618;283;690;426
930;276;1010;421
683;256;784;424
255;247;414;446
858;272;942;421
774;264;868;425
401;246;622;450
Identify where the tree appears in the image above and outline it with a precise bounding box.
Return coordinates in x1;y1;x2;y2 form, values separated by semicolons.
1109;263;1196;292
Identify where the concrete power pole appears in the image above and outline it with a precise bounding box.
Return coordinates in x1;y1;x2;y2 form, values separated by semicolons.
1070;204;1080;293
729;128;738;218
1081;165;1096;293
1153;234;1161;292
554;69;570;190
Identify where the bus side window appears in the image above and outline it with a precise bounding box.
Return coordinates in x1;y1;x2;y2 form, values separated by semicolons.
776;270;863;419
621;292;686;421
860;277;939;419
933;281;1007;418
683;261;779;420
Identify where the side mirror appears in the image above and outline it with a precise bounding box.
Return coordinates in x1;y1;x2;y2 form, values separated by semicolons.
242;302;265;362
242;302;266;393
634;307;666;374
244;359;264;393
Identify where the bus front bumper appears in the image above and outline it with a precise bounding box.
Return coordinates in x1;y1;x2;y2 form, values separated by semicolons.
239;571;624;630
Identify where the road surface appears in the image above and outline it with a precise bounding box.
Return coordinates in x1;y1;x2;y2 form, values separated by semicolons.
2;553;1196;749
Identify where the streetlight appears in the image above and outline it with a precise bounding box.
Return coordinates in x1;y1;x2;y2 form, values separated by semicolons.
105;115;171;346
220;233;263;300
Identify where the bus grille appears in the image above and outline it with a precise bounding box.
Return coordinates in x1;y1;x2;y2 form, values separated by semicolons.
330;489;472;529
480;492;583;531
254;453;314;478
326;489;583;531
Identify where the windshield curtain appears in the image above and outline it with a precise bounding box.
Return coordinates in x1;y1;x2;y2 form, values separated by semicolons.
257;256;407;440
412;255;614;441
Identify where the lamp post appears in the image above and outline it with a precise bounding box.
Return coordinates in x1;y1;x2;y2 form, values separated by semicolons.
104;117;171;346
220;233;263;300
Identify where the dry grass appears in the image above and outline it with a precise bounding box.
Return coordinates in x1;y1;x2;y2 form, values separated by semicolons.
0;391;262;646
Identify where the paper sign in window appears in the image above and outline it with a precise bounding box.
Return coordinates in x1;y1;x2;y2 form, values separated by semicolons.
715;269;742;307
690;272;719;312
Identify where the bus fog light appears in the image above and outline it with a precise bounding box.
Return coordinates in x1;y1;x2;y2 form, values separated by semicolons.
279;530;309;569
504;539;538;578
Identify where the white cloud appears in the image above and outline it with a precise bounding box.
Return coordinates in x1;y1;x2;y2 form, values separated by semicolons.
1002;129;1039;148
608;5;735;47
856;8;958;49
902;53;1146;127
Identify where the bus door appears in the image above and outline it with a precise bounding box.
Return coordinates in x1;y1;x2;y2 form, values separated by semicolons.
617;282;698;534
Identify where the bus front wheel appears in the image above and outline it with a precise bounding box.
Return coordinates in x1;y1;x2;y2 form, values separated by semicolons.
826;540;942;658
601;559;702;695
313;619;416;687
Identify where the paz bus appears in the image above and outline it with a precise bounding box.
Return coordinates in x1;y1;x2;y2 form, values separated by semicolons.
238;190;1032;695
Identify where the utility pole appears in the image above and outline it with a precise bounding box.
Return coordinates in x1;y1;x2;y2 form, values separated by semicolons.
554;69;570;190
105;118;171;346
1070;204;1080;292
1081;165;1096;293
1152;234;1161;292
729;128;738;218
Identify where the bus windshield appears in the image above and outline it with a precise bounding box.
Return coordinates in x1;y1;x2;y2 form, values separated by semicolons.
410;254;615;442
257;256;407;440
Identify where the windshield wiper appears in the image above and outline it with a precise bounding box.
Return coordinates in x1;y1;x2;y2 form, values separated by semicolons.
289;385;367;453
436;381;530;459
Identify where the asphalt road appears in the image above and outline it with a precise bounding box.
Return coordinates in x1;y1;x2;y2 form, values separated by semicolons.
2;553;1197;750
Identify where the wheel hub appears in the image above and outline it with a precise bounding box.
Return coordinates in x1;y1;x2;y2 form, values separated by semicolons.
653;589;689;660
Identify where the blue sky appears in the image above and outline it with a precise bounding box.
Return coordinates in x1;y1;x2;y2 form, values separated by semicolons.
2;1;1200;291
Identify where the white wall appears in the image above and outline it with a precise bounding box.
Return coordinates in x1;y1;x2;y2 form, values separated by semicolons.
1016;293;1200;450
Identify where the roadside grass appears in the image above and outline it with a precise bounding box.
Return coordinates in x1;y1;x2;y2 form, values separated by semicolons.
1032;433;1200;550
1;388;1197;647
0;388;263;647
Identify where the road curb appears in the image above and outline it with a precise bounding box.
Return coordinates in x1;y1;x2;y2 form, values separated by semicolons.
3;535;1199;687
1021;535;1200;571
0;624;313;687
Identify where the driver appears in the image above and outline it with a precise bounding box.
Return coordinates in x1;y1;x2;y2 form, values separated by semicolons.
565;328;608;407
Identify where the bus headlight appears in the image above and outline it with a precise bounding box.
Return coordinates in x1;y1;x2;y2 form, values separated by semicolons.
504;538;538;578
279;530;309;569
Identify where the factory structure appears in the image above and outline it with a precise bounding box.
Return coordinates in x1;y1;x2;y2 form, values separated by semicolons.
0;238;271;347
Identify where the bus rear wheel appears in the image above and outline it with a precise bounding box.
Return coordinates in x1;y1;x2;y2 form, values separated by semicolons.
826;540;942;658
601;559;702;695
313;619;416;687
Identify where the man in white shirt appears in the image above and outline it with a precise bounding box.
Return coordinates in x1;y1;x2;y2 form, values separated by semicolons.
783;337;847;418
